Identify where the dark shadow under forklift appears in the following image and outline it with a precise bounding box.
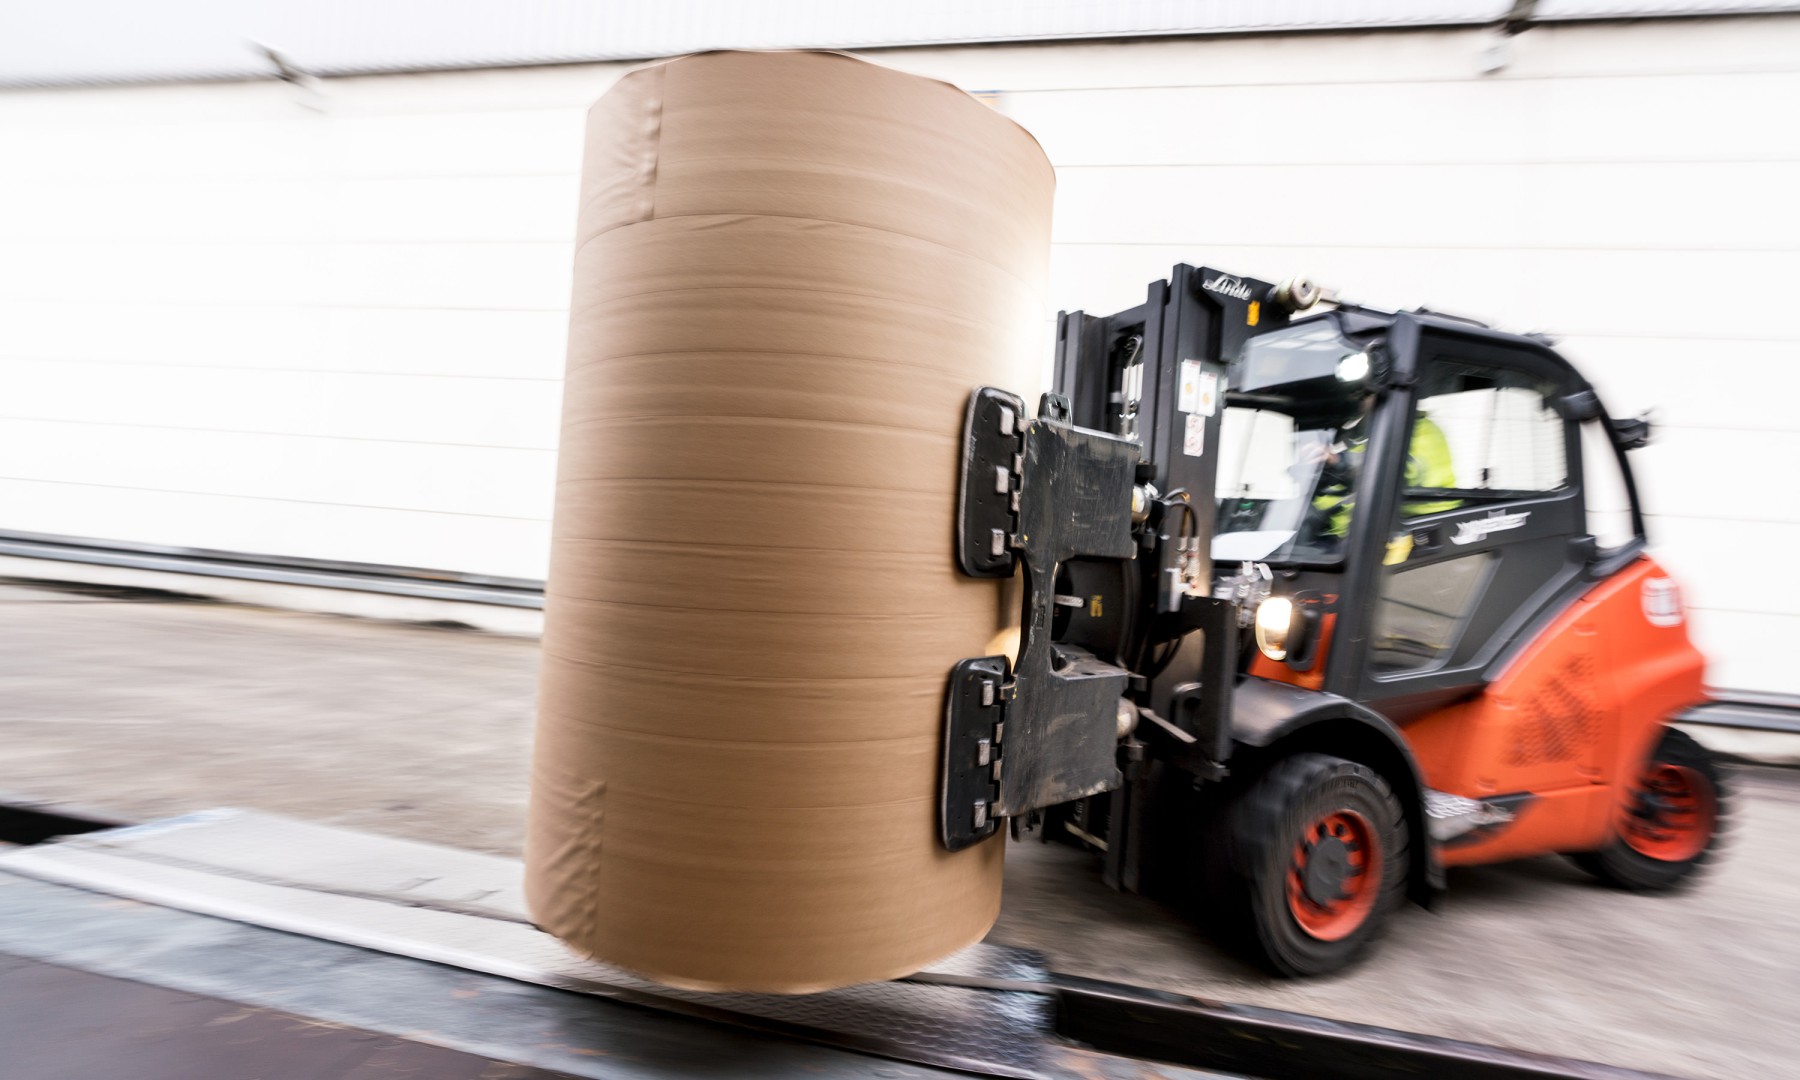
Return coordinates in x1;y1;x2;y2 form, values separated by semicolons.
941;265;1727;976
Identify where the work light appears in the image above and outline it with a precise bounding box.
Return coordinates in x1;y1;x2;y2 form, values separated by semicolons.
1255;596;1295;661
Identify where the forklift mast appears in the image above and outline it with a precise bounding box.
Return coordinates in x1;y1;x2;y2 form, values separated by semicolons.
1052;266;1305;706
938;265;1319;877
1044;267;1312;887
1055;266;1296;514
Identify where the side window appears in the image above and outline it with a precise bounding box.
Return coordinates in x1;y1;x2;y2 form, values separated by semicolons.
1581;419;1637;551
1369;553;1495;674
1402;360;1569;518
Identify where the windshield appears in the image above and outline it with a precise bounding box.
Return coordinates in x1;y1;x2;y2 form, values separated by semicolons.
1213;321;1374;564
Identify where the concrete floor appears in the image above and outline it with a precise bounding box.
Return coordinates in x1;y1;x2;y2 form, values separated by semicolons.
2;581;1796;1079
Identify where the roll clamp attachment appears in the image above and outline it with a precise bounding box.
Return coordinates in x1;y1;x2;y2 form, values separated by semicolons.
941;387;1141;851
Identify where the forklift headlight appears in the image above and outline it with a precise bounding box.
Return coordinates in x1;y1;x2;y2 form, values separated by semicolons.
1254;596;1294;661
1336;351;1371;382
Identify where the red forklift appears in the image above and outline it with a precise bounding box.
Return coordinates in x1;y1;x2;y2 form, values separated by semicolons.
941;264;1727;976
0;265;1736;1080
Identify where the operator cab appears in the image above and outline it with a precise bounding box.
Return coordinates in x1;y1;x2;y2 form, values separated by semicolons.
1209;306;1647;721
1037;266;1650;730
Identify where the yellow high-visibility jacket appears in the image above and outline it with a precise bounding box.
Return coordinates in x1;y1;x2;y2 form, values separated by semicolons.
1314;415;1460;538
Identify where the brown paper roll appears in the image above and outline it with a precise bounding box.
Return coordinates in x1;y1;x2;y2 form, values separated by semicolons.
525;50;1053;993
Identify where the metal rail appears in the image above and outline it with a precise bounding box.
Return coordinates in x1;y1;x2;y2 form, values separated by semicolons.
905;969;1678;1078
7;526;1798;738
5;529;1799;724
1681;695;1800;735
2;802;1681;1080
1048;973;1676;1080
8;527;1799;738
0;529;544;609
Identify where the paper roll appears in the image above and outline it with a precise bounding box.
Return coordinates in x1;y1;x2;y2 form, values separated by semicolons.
525;50;1054;993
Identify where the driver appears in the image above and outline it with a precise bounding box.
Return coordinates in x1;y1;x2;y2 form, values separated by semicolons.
1309;407;1459;543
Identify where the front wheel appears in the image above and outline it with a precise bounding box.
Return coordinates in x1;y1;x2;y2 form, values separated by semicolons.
1572;727;1727;890
1220;753;1409;977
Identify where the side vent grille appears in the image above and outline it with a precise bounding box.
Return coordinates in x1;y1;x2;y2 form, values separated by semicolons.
1511;652;1597;766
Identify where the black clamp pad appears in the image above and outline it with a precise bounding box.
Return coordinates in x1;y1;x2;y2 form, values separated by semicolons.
956;387;1027;579
939;656;1009;851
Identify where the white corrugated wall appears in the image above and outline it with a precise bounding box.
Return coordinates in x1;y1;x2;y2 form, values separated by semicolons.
0;17;1794;690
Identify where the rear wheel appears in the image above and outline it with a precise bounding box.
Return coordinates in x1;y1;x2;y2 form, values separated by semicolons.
1219;753;1408;977
1573;727;1727;890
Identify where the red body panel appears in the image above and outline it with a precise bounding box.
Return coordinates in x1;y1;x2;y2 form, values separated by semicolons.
1404;558;1707;866
1249;612;1336;692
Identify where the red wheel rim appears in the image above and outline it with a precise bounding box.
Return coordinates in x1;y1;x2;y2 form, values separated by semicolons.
1285;809;1380;942
1621;763;1716;862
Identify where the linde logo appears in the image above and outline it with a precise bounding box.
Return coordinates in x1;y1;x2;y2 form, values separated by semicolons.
1202;274;1254;301
1450;511;1530;545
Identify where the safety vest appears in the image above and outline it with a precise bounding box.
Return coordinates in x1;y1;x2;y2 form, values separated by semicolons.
1401;416;1461;517
1314;415;1460;538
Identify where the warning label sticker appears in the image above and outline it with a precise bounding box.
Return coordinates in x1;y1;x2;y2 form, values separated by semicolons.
1178;360;1201;413
1196;371;1218;416
1178;361;1220;416
1183;413;1206;457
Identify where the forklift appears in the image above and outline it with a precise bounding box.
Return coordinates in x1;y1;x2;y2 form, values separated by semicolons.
941;265;1727;976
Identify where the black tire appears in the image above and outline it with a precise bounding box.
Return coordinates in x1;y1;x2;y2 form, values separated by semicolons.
1214;753;1409;978
1571;727;1728;891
